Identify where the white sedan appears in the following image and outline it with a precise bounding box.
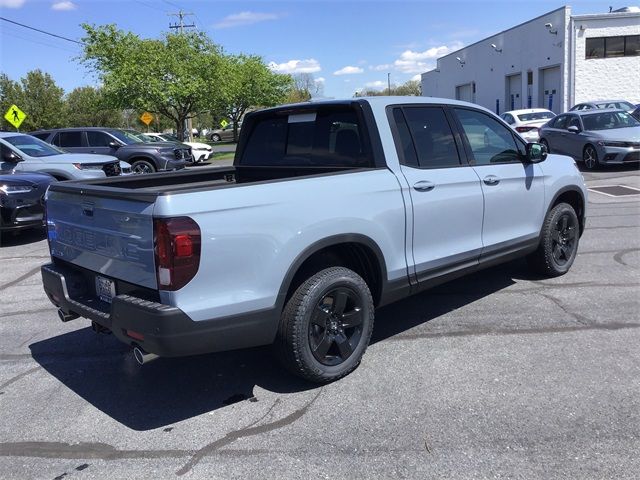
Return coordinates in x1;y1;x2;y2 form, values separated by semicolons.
500;109;556;142
142;133;213;163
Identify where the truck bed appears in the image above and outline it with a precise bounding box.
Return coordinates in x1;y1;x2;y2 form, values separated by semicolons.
48;165;367;202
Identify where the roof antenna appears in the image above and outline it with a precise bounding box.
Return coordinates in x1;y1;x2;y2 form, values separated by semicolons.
609;6;613;12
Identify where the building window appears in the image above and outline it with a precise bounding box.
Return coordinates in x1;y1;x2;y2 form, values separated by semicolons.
586;35;640;59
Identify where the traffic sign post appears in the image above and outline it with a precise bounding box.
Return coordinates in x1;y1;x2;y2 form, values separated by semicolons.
140;112;154;132
4;104;26;130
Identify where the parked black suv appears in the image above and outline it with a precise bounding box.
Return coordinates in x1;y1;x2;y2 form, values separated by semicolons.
31;128;191;174
0;168;55;243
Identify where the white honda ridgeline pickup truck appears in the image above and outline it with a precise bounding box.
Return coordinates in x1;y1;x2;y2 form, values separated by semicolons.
41;97;587;382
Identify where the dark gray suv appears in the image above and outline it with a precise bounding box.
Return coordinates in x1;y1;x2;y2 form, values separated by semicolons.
31;128;191;174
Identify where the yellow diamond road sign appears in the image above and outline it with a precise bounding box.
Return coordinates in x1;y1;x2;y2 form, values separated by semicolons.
4;104;26;129
140;112;154;126
220;119;228;128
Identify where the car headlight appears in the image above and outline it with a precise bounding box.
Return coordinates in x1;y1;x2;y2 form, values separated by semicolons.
72;163;104;170
0;184;32;194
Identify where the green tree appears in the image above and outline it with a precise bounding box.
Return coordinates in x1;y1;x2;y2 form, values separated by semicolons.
19;70;66;130
284;73;321;104
0;73;24;130
80;24;225;139
65;86;123;127
217;55;291;141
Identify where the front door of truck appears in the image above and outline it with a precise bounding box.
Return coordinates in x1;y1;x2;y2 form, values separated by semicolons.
452;107;545;258
390;106;484;283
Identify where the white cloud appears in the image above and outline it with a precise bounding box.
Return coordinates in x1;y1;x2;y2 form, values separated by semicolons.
333;66;363;76
392;41;464;73
314;77;326;84
214;11;281;29
370;64;392;72
51;1;76;10
411;74;422;82
0;0;26;7
365;80;387;90
268;59;321;74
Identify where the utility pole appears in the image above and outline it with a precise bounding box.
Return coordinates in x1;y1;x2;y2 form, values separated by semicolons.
168;10;195;34
168;10;196;141
387;73;391;96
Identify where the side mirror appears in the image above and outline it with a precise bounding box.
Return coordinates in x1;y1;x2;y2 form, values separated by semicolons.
567;125;580;133
526;142;547;163
1;149;23;163
108;141;120;149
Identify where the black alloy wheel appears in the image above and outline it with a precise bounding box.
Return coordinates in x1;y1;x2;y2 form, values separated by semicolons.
583;145;599;170
551;213;577;267
540;138;550;153
309;287;364;366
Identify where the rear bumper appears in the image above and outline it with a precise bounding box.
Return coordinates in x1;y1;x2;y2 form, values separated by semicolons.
41;263;279;357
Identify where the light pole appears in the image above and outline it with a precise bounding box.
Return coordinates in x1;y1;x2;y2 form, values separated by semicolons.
387;73;391;95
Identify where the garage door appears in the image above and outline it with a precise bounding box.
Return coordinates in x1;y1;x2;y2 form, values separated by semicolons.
507;74;522;110
456;83;473;102
540;66;560;113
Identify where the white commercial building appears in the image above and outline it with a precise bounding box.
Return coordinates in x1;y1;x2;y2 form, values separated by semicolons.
421;6;640;114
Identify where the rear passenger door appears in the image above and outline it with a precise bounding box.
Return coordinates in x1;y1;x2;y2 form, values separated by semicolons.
86;131;119;156
51;130;86;153
452;107;545;257
390;106;484;282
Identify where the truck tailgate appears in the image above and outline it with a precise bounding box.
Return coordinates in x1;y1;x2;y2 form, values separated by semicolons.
46;189;157;289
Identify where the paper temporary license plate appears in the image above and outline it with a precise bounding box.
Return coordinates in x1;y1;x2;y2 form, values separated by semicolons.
95;275;116;303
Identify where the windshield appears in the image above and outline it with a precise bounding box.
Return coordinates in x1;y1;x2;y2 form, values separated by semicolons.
3;134;65;157
109;130;145;145
159;134;180;142
517;111;555;122
596;101;635;111
582;111;640;130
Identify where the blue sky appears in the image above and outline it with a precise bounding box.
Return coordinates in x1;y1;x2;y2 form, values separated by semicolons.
0;0;618;98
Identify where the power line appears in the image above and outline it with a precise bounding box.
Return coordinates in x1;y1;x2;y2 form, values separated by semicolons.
133;0;167;13
0;16;83;45
0;25;81;54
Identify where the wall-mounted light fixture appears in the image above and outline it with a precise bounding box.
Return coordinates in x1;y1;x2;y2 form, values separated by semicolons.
545;22;558;35
456;57;465;66
490;43;502;53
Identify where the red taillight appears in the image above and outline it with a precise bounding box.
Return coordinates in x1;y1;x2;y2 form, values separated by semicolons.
153;217;201;291
516;126;536;133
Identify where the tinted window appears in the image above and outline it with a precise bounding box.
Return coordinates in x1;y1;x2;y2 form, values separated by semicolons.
586;38;605;59
551;115;569;129
625;35;640;56
402;107;460;168
568;116;581;130
87;131;113;147
391;108;418;167
240;107;371;167
582;111;640;130
454;108;521;165
605;36;624;57
30;133;50;141
54;131;83;148
586;35;640;58
516;111;555;122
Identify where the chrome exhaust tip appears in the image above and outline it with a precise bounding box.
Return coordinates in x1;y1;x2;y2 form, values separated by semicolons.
58;308;79;322
133;346;159;365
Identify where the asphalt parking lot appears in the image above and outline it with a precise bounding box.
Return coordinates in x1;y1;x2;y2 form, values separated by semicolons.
0;165;638;479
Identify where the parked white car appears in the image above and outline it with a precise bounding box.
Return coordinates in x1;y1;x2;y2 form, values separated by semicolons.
142;133;213;163
500;109;556;142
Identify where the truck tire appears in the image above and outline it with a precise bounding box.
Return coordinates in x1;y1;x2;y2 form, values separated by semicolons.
527;202;579;277
276;267;374;383
131;159;156;174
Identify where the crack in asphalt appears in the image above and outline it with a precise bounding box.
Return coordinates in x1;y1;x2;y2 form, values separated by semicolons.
0;442;187;460
390;322;640;341
0;308;53;319
613;248;640;267
587;225;639;230
0;366;41;391
538;293;592;326
176;389;323;476
0;266;42;292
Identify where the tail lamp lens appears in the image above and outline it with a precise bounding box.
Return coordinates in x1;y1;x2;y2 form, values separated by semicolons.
153;217;201;291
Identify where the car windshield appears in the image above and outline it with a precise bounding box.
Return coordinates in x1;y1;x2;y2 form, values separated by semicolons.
595;101;635;111
3;134;64;157
159;134;180;142
582;111;640;130
109;130;145;144
517;112;555;122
